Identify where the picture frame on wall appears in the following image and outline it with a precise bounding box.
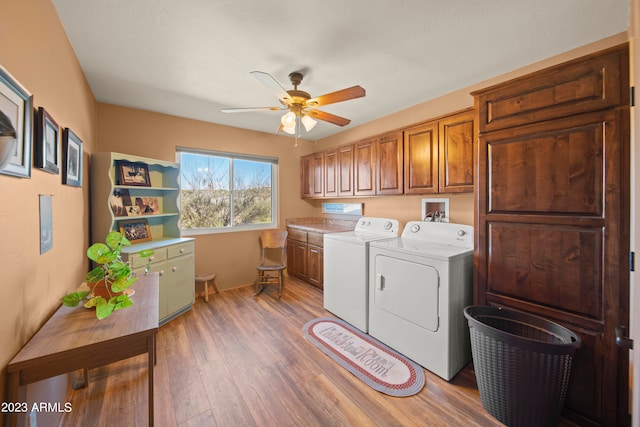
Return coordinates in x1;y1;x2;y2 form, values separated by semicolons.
119;219;152;243
62;128;82;187
116;160;151;186
0;66;33;178
34;107;60;174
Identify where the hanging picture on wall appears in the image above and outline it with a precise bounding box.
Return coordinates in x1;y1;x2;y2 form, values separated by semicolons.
116;160;151;186
119;219;152;243
34;107;60;174
0;66;33;178
39;194;53;254
62;128;82;187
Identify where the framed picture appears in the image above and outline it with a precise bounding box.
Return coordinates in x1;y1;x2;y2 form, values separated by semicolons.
34;107;60;174
119;219;152;243
0;66;33;178
62;128;82;187
110;188;132;217
136;196;159;214
116;160;151;186
126;205;141;216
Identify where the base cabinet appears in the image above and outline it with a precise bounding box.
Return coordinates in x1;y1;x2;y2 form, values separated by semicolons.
287;228;324;289
128;238;195;325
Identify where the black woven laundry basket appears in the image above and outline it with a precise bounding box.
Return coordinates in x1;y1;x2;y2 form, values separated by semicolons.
463;306;581;427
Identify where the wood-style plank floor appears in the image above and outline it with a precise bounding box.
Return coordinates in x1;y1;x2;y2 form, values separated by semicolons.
61;277;577;426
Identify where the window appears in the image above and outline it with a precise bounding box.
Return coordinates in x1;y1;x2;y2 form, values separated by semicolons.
177;147;278;234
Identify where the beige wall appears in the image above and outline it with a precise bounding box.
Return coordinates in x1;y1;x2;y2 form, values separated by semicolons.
0;0;97;421
96;104;317;289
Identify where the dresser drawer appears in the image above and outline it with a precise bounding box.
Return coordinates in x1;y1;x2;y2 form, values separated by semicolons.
129;249;167;268
287;228;307;242
168;241;194;258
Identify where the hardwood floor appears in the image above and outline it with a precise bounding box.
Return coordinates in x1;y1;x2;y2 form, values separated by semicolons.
61;277;577;426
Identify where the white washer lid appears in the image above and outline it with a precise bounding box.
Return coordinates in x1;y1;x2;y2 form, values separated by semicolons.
324;231;399;244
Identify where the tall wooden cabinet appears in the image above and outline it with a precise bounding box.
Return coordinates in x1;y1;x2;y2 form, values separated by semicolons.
91;152;195;325
473;44;630;426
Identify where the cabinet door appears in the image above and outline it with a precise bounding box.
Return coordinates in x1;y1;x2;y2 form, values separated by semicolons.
404;121;439;194
354;138;376;196
307;245;323;289
311;152;324;197
337;145;354;197
286;240;297;276
439;110;474;193
294;242;308;280
166;254;195;316
324;149;338;197
135;261;168;321
376;132;403;195
300;154;314;198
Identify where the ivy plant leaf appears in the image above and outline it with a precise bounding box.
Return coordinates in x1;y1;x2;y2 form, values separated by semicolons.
139;249;154;258
85;267;105;283
61;291;90;307
105;231;124;250
87;243;117;264
108;262;131;281
84;296;105;309
96;299;116;320
111;276;137;293
112;294;133;311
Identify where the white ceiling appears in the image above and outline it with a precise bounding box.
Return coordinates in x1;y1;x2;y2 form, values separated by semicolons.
51;0;629;141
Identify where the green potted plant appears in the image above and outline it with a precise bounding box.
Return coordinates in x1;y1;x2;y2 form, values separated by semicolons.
61;231;154;319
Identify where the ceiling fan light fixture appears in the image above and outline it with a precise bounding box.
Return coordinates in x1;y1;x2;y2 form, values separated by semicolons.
301;115;317;132
282;124;296;135
281;111;296;128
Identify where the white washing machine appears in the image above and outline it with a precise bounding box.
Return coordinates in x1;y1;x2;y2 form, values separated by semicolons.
323;217;399;333
368;221;474;381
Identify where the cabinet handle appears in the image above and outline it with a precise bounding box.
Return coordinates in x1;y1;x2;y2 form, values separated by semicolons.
149;256;155;261
159;270;164;276
376;274;385;290
172;266;177;272
180;248;185;253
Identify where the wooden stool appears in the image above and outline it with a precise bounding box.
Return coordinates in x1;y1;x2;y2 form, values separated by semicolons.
196;273;218;302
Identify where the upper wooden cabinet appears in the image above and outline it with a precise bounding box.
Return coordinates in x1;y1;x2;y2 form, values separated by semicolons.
301;109;474;198
404;120;438;194
404;109;474;195
438;109;474;193
354;138;377;196
376;132;403;195
300;152;324;198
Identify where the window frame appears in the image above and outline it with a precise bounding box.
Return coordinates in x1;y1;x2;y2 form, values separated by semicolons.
176;146;278;235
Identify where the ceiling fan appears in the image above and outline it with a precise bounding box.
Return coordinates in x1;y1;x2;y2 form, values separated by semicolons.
222;71;366;135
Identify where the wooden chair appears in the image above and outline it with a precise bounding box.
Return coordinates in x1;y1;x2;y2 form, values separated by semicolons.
254;229;288;298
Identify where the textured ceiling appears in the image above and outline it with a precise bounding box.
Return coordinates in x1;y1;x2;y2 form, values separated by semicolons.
51;0;629;140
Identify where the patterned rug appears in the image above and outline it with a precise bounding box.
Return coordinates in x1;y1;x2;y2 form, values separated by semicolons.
302;317;425;397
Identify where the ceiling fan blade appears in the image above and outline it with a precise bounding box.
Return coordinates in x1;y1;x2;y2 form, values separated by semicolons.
221;107;283;113
307;85;365;107
250;71;293;103
306;110;351;126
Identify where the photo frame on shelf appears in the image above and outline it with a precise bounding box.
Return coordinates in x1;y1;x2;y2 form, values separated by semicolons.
62;128;82;187
0;66;33;178
116;160;151;186
136;196;159;214
119;218;152;243
110;188;132;217
34;107;60;174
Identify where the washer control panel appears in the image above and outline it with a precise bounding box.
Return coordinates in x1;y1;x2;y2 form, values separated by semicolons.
354;217;399;235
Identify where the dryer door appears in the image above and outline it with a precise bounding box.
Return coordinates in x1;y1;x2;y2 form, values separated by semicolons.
372;255;439;332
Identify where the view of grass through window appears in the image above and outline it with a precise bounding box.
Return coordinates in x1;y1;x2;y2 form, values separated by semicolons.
178;149;276;231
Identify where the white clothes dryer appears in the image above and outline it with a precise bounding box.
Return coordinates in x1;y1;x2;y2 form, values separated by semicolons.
368;221;474;380
323;217;399;332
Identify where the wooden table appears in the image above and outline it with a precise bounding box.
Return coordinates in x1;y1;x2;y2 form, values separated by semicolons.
6;273;159;427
